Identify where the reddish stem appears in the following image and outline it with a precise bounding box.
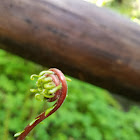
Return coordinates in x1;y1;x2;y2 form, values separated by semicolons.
17;68;67;140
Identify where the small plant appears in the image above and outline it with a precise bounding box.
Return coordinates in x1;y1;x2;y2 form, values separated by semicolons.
14;68;71;140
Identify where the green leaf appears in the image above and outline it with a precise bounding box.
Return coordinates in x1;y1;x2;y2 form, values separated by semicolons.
29;117;40;126
39;70;54;76
14;130;25;137
45;106;56;116
30;74;39;80
48;83;62;94
65;77;72;82
35;93;44;101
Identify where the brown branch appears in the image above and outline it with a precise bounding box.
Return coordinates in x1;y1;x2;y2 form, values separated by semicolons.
0;0;140;100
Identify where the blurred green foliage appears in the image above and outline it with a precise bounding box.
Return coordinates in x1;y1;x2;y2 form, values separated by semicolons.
85;0;140;24
0;1;140;139
0;48;140;140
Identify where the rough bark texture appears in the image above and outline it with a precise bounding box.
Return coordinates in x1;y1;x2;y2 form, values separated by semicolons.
0;0;140;100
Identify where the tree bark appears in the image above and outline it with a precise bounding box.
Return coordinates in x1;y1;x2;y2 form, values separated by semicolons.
0;0;140;100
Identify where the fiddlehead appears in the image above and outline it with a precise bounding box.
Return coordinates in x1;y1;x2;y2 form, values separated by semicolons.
14;68;71;140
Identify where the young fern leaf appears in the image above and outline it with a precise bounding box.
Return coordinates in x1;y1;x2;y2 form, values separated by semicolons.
15;68;71;140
